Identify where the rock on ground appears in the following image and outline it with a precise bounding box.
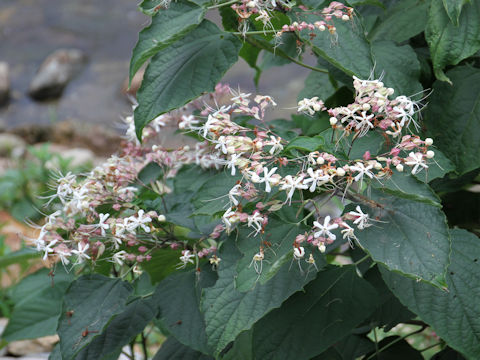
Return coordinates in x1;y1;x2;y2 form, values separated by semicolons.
0;133;26;157
28;49;87;101
0;62;9;106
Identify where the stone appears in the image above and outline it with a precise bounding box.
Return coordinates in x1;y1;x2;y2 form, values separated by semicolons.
6;335;59;356
0;62;9;106
44;145;96;169
28;49;87;100
0;133;26;157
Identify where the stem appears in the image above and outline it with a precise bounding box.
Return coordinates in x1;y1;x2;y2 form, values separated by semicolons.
366;326;427;360
373;327;380;358
141;332;148;360
129;340;136;360
419;342;442;352
207;0;238;9
121;350;133;360
353;254;370;266
245;36;329;74
231;29;280;35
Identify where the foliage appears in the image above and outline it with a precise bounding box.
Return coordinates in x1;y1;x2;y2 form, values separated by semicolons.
3;1;480;359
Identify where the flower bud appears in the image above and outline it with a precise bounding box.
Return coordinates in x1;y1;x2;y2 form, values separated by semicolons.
426;150;435;158
425;138;433;146
329;117;337;125
342;14;350;21
362;103;371;111
336;168;346;176
396;164;404;172
158;215;166;222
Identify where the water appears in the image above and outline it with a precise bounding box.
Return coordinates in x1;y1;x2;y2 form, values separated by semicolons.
0;0;308;130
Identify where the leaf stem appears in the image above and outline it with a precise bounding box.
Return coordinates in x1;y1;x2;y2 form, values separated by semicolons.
353;254;370;266
366;325;427;360
207;0;238;9
141;332;148;360
244;36;329;74
419;342;442;352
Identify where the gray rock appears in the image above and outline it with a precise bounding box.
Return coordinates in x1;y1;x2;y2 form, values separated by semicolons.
0;133;26;157
0;62;9;106
29;49;87;100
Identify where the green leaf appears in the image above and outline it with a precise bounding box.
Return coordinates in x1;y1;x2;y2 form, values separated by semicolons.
234;217;325;291
371;41;422;96
155;270;215;354
443;0;469;26
0;247;38;268
192;172;240;216
364;267;415;331
381;229;480;359
285;135;325;153
2;268;74;341
142;249;182;284
373;172;441;207
291;12;374;78
348;131;385;160
415;148;456;182
298;69;337;102
292;113;331;137
75;297;158;360
153;337;214;360
353;188;450;287
425;0;480;83
432;347;468;359
134;20;242;138
368;0;431;43
57;275;133;360
130;1;206;81
201;241;317;355
251;266;379;360
222;331;253;360
425;66;480;174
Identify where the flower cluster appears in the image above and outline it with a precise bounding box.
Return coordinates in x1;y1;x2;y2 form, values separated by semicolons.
31;73;436;280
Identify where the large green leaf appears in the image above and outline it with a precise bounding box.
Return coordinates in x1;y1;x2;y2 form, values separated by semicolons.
425;0;480;82
381;229;480;359
2;268;74;341
153;337;214;360
364;266;415;331
443;0;470;26
134;20;242;137
251;266;379;360
57;275;133;360
192;172;240;216
129;1;206;81
371;41;422;96
368;0;431;43
297;69;337;102
425;66;480;174
155;269;215;354
142;249;182;284
201;241;317;355
234;217;325;291
75;297;158;360
353;188;450;287
373;172;441;207
0;247;38;268
291;12;374;78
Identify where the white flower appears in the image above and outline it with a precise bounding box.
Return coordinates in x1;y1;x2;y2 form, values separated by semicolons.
293;246;305;260
341;224;357;246
349;206;371;230
266;136;283;155
97;213;110;236
112;250;127;266
177;250;195;269
41;239;58;260
71;243;91;264
313;216;339;241
303;168;330;192
280;175;308;204
349;162;375;183
226;153;244;176
178;114;199;130
405;152;428;175
222;207;236;232
247;212;264;236
258;166;279;193
353;111;374;136
214;136;229;155
228;184;242;206
249;249;265;274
